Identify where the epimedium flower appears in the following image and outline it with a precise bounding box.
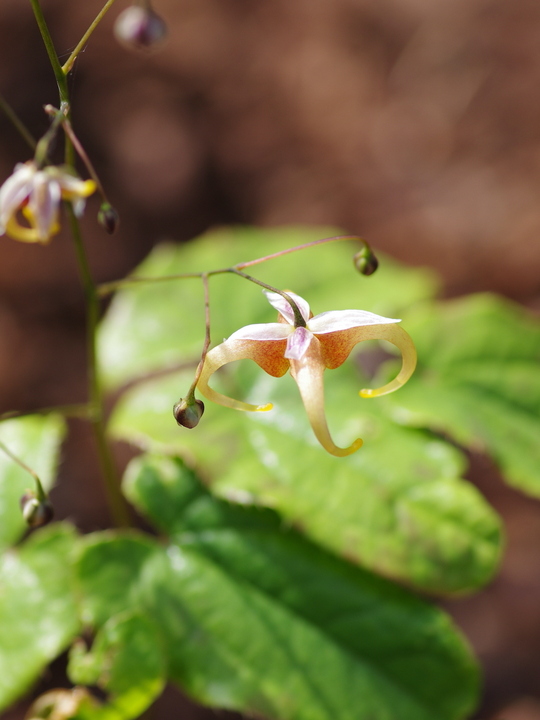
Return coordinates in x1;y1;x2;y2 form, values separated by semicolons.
0;161;96;244
197;290;417;457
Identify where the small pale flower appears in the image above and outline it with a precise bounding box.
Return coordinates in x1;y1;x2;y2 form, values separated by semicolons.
0;161;96;244
198;290;417;457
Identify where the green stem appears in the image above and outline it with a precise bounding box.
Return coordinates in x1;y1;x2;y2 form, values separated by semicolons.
67;205;131;527
29;0;69;104
62;0;119;74
0;438;42;488
98;272;201;297
0;403;94;422
0;93;36;151
34;108;64;167
228;268;307;328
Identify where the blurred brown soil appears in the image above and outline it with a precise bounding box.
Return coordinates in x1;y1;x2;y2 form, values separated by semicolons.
1;0;540;718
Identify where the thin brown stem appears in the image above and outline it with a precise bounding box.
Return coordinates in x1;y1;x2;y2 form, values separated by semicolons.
61;116;107;198
234;235;368;270
97;235;372;297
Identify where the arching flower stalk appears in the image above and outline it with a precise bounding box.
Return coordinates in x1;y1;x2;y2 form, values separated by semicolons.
197;291;417;457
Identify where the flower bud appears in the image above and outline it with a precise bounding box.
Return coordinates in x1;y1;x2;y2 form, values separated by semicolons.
27;688;96;720
353;247;379;276
114;5;167;50
173;398;205;429
20;491;54;528
98;202;119;234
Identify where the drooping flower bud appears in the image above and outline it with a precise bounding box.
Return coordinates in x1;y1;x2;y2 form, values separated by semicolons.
97;202;119;234
114;5;168;50
20;491;54;528
173;397;205;429
353;246;379;276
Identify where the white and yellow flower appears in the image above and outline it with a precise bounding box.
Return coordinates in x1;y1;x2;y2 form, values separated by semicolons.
0;161;96;244
198;290;417;457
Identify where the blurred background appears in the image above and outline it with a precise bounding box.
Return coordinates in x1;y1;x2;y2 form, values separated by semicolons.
1;0;540;718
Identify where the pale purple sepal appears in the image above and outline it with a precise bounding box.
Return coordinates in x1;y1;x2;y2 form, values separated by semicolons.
228;322;292;342
284;326;313;360
308;309;401;334
264;291;310;326
29;174;60;241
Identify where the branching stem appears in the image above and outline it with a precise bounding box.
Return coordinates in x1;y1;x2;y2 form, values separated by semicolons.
97;235;373;296
67;206;131;527
62;0;119;74
29;0;69;104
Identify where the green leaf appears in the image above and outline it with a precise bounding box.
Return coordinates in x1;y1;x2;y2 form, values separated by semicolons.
109;366;502;594
0;524;81;711
385;294;540;497
0;414;66;551
98;226;438;389
68;613;166;720
76;454;479;720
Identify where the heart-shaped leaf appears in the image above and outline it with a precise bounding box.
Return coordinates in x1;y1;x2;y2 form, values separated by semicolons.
0;524;80;710
384;294;540;497
109;367;502;594
76;453;479;720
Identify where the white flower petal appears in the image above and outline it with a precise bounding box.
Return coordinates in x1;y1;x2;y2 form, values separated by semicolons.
228;322;292;342
264;290;311;325
0;162;36;231
308;309;401;334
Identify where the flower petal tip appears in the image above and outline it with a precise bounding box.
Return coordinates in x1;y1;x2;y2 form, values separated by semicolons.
326;437;364;457
346;437;364;455
359;388;376;398
257;403;273;412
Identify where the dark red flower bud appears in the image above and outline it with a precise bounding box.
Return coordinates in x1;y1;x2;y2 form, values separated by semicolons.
20;491;54;528
353;247;379;276
97;202;119;234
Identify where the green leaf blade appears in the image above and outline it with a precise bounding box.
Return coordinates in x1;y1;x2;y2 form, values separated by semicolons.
68;613;166;720
111;368;502;594
0;524;81;711
387;294;540;496
116;453;480;720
